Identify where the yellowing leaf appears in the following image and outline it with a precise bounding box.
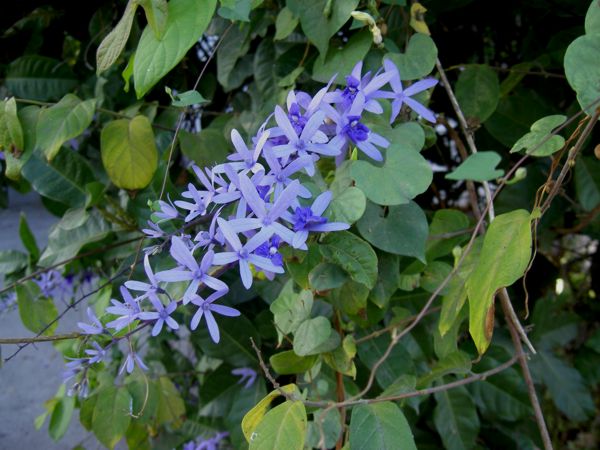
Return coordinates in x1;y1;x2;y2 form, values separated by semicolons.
409;3;430;35
96;0;139;74
242;384;298;442
466;210;532;354
100;115;158;190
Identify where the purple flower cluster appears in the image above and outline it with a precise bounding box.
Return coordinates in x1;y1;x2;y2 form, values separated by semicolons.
183;431;229;450
65;60;437;389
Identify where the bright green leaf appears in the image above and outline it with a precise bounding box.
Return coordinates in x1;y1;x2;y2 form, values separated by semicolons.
270;351;318;375
96;0;139;74
134;0;217;98
92;386;132;449
446;151;504;182
49;395;75;441
166;87;209;107
249;400;307;450
36;94;96;161
242;384;299;442
139;0;168;38
293;317;332;356
510;115;566;156
466;210;532;354
101;115;158;189
17;281;58;336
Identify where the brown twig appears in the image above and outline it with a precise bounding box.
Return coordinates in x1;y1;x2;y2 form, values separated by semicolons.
0;332;82;344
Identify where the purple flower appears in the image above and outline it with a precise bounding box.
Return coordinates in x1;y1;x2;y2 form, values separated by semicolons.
190;291;240;343
155;236;228;303
176;183;208;222
106;286;141;331
226;174;299;246
77;307;105;335
381;59;438;123
124;254;161;302
85;342;108;364
254;235;283;268
327;93;390;161
226;128;268;173
231;367;257;389
213;218;284;289
287;191;349;248
272;106;340;175
184;432;229;450
323;61;394;113
194;212;225;249
138;297;179;336
261;149;313;198
142;220;164;239
119;348;148;375
155;199;179;221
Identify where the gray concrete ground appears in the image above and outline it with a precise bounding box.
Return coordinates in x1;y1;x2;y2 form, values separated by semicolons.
0;190;96;449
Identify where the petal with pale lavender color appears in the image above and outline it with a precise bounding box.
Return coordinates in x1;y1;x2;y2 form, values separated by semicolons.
211;304;241;317
204;310;220;343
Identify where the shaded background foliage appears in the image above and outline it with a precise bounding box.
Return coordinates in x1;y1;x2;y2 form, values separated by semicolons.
0;0;599;449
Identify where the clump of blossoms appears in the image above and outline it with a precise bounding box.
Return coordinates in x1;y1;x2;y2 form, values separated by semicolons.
64;60;437;406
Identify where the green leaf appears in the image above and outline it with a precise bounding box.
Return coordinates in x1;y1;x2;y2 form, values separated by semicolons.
133;0;217;98
384;33;438;81
16;281;58;335
585;0;600;34
455;64;500;123
270;283;313;336
101;115;158;189
323;334;357;377
19;213;39;261
331;280;369;315
293;316;332;356
2;97;24;152
218;0;252;22
575;156;600;211
418;351;471;387
38;210;111;267
22;148;95;208
426;209;470;261
369;252;400;309
274;7;299;40
357;201;428;262
309;263;349;291
287;0;359;55
216;24;253;92
327;186;366;225
242;384;299;442
5;55;77;101
49;395;75;441
36;94;96;161
155;376;186;425
320;231;378;289
2;105;39;180
306;408;341;449
357;334;415;388
166;87;209;107
312;30;372;83
469;347;531;421
139;0;168;38
249;400;307;450
179;128;229;168
466;210;532;354
270;351;318;375
564;33;600;114
96;0;139;74
446;151;504;182
351;123;431;206
433;387;480;450
0;250;28;274
349;402;417;450
510;115;566;156
530;350;595;422
92;386;132;449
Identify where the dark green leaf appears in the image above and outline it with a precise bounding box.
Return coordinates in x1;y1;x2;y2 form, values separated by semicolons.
575;156;600;211
564;33;600;114
309;263;349;291
19;213;39;261
455;64;500;123
320;231;378;289
270;351;318;375
218;0;252;22
357;201;428;262
349;402;417;450
274;7;299;40
49;395;75;441
5;55;77;101
433;386;480;450
293;316;332;356
385;33;437;81
312;30;372;83
426;209;470;261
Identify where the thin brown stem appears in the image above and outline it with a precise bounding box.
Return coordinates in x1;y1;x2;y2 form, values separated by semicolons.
0;332;82;344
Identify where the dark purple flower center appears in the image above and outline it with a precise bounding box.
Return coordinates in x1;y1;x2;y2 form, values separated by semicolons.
292;207;327;231
256;185;270;200
342;116;369;142
201;301;211;311
237;248;249;260
343;76;360;100
158;309;169;320
288;104;307;134
193;268;204;279
255;237;283;267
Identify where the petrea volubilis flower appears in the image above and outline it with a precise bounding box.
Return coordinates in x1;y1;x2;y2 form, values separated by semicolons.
138;297;179;336
232;367;258;389
190;291;240;343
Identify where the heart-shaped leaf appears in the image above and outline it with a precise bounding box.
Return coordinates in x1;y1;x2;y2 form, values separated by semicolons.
446;151;504;182
384;33;437;80
510;115;566;156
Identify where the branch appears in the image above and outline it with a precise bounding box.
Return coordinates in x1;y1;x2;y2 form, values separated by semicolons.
0;332;82;344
